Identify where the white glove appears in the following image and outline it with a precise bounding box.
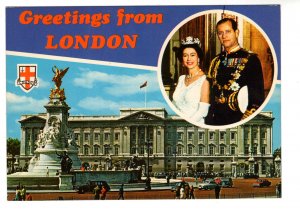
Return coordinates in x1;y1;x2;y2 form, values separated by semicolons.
190;102;210;123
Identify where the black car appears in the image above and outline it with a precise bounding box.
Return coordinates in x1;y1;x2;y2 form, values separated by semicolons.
74;180;110;194
171;181;189;192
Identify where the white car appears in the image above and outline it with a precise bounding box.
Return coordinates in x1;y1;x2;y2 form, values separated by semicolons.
198;179;218;190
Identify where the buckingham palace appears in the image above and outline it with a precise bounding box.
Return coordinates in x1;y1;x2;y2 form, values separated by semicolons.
18;107;275;177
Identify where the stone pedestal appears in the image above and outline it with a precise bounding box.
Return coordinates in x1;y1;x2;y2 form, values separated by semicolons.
59;174;74;190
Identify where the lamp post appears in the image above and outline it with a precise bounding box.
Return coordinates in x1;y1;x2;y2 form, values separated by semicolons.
145;138;151;190
173;147;177;179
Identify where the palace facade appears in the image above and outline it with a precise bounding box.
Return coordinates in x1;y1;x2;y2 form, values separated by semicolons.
18;108;274;177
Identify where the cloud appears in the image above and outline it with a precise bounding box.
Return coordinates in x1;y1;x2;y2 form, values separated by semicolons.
77;96;167;112
6;92;48;113
73;70;158;96
38;77;51;88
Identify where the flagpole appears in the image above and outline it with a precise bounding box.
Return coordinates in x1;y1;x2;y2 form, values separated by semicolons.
144;85;147;108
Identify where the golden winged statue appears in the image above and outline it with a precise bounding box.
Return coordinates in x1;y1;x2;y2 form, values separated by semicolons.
52;66;69;89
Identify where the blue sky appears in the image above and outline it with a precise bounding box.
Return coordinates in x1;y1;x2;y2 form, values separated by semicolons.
6;55;281;151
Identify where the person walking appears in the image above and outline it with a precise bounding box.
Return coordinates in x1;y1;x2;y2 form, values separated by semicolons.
189;185;195;199
93;184;100;200
20;185;26;201
26;192;32;201
175;186;180;199
118;184;124;200
215;184;221;199
276;182;281;198
100;186;107;200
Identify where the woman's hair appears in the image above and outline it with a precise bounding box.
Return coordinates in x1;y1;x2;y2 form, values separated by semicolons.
177;36;203;63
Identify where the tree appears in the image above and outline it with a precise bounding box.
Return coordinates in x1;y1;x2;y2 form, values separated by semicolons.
7;138;21;173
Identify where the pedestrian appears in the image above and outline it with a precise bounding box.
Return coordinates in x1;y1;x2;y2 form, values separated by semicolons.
206;18;264;125
276;181;281;198
14;186;21;201
25;192;32;201
100;186;107;200
166;174;170;185
215;184;221;199
20;185;26;201
175;186;180;199
46;167;49;177
55;170;59;176
180;186;185;199
189;185;195;199
118;184;124;200
184;185;190;199
93;184;100;200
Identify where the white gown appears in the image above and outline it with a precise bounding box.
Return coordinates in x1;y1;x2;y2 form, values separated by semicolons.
173;75;208;124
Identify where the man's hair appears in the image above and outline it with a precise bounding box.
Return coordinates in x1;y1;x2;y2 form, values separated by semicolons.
216;18;238;31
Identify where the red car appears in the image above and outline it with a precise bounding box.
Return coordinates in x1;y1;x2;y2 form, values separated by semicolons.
252;179;271;187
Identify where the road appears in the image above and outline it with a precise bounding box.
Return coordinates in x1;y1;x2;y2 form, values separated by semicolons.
7;178;280;200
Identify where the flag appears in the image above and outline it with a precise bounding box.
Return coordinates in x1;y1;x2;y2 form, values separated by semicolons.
140;81;147;89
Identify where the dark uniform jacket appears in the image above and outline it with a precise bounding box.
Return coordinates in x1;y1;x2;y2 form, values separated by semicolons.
206;48;264;125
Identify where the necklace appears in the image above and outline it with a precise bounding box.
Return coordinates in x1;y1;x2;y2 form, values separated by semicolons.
187;70;200;79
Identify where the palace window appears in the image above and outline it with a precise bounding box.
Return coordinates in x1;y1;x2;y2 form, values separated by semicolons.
75;133;80;141
245;145;249;155
220;145;226;155
177;132;183;141
104;133;110;141
188;145;193;155
188;132;193;141
209;132;215;140
253;146;257;155
115;133;120;141
178;146;183;155
198;145;204;155
114;146;119;155
261;131;266;139
198;132;204;140
261;146;266;155
93;145;99;155
104;146;110;155
84;133;90;141
220;132;226;141
94;133;100;141
84;145;89;155
230;132;236;141
140;146;145;155
230;146;236;155
167;146;172;155
253;130;258;139
209;145;214;155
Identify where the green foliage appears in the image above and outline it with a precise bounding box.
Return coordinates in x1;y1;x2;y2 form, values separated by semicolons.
7;138;20;157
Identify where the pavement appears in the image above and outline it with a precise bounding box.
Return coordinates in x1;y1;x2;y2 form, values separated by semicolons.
7;177;186;193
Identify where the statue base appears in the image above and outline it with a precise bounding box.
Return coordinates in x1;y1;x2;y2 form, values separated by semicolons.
59;174;74;190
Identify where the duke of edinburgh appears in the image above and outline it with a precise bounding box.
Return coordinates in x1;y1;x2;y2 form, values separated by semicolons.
205;18;264;125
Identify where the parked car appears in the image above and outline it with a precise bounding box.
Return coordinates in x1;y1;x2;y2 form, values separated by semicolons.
252;179;271;187
243;173;259;179
154;172;167;178
220;177;233;188
74;180;110;194
171;181;189;192
198;179;218;190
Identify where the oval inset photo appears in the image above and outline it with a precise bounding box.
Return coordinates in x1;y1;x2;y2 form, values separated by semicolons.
158;10;278;129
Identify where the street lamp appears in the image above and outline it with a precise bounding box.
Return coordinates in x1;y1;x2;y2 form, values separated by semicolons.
145;138;152;190
173;147;177;179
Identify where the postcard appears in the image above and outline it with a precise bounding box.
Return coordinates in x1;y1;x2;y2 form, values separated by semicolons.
6;5;281;204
